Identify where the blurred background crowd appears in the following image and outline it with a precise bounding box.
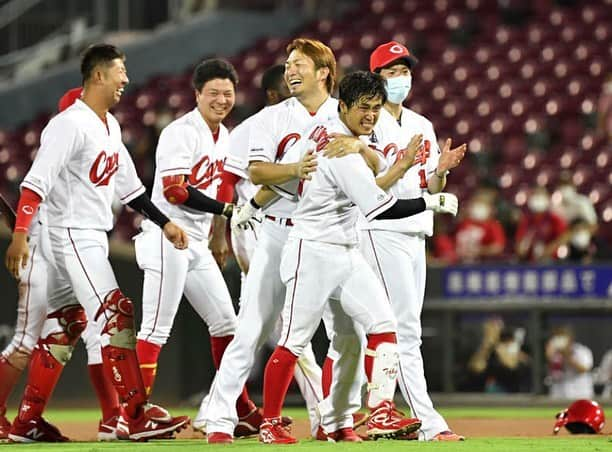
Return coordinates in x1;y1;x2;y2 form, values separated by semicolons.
0;0;609;265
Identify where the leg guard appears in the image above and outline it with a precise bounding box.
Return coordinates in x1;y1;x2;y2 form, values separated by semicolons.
365;335;399;409
96;289;146;418
17;305;87;422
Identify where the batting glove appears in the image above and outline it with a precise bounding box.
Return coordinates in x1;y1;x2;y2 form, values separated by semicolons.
422;192;459;216
231;202;259;230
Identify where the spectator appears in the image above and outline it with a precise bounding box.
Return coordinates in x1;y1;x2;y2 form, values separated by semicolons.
552;173;598;232
454;194;506;262
468;318;530;393
515;187;567;262
545;326;594;399
563;219;598;263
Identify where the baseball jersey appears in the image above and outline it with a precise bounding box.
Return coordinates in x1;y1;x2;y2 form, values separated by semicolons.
21;99;145;231
224;116;259;203
150;108;228;241
362;106;440;236
273;117;396;246
248;96;338;218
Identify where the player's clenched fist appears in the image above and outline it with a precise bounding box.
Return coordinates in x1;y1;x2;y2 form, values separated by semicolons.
162;222;189;249
423;192;459;216
5;231;29;279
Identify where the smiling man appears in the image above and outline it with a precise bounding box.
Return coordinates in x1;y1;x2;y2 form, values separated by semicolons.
132;58;266;434
4;43;190;441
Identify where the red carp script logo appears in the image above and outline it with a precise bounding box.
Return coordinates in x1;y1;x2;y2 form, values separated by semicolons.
189;155;224;190
89;151;119;187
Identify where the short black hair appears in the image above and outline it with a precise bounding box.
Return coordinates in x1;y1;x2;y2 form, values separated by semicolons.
338;71;387;109
261;64;285;93
81;44;125;83
192;58;238;92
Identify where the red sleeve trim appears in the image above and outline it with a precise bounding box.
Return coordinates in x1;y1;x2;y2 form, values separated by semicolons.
14;188;42;233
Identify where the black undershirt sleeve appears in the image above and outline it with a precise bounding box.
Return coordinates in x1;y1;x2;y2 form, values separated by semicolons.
127;193;170;229
374;198;426;220
183;186;225;216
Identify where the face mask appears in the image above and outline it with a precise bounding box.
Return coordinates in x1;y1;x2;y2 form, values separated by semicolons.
571;230;591;249
528;195;549;213
385;75;411;104
469;203;490;221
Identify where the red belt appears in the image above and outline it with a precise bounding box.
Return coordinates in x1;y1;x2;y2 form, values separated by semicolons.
265;215;293;226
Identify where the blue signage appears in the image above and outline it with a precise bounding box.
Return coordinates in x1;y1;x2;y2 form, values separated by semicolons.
443;265;612;298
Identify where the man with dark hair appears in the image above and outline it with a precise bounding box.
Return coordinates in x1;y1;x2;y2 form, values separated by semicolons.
133;57;264;436
4;43;190;442
236;70;457;444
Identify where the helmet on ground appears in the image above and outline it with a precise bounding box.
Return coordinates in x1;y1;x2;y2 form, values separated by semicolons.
553;399;605;434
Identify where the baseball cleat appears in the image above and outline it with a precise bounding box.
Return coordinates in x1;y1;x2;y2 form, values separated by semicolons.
353;411;369;429
8;416;69;442
259;417;297;444
234;405;293;438
207;432;233;444
366;401;421;440
432;430;465;441
0;414;10;440
144;402;172;423
327;427;363;442
124;411;190;441
98;415;119;441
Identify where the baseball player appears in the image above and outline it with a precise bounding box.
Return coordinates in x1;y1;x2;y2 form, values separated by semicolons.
235;71;458;444
0;88;123;443
4;44;190;441
133;58;267;436
201;38;367;444
360;41;466;441
207;64;325;437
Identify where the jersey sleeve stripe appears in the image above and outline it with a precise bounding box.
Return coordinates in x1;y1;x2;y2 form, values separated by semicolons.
120;185;146;203
365;195;397;221
20;180;46;201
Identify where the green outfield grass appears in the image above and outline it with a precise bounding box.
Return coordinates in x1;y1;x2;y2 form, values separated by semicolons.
3;406;609;452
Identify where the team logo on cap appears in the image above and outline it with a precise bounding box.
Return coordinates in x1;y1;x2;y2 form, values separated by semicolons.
389;44;405;54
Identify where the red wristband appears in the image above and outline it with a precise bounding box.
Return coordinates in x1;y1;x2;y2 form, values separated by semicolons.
14;188;42;233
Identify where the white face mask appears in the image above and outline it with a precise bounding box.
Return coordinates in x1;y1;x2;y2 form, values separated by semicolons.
528;194;549;213
571;230;591;249
469;203;491;221
385;75;412;104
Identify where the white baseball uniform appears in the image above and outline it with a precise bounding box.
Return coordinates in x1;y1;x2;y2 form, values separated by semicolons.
136;108;236;346
272;116;398;432
21;99;145;347
359;106;449;439
201;96;341;436
549;343;594;399
224;116;323;422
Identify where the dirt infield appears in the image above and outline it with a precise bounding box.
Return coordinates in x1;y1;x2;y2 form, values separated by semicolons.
55;417;610;442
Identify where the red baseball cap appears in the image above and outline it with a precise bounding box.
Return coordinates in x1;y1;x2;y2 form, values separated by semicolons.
58;87;83;112
369;41;418;72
